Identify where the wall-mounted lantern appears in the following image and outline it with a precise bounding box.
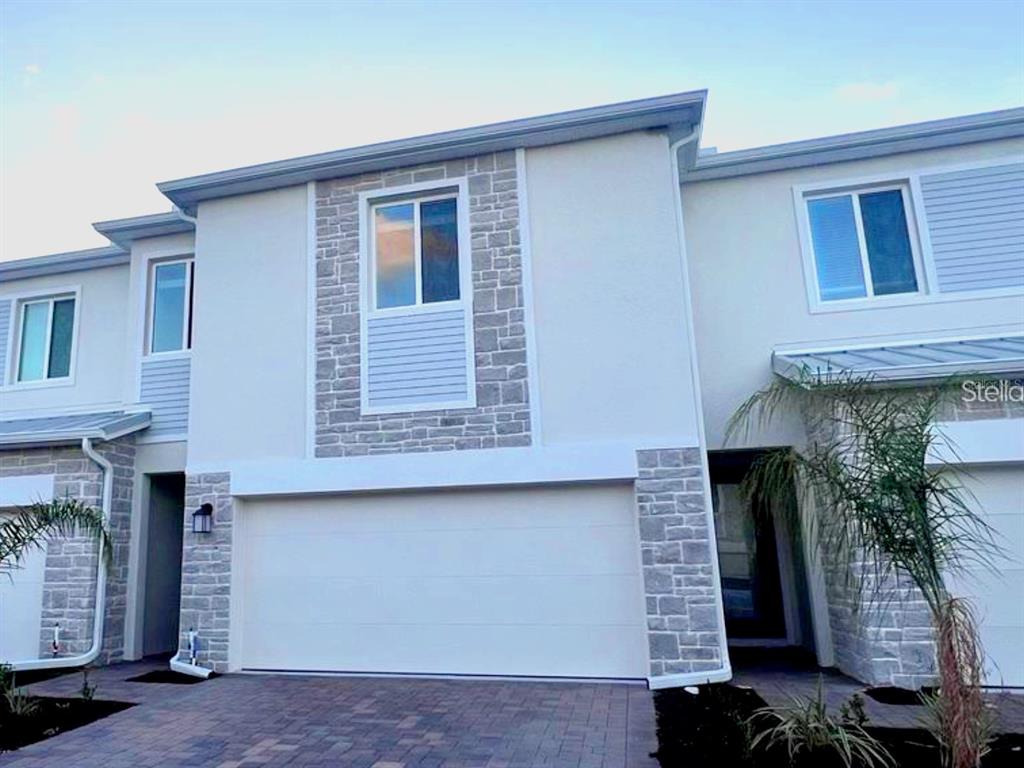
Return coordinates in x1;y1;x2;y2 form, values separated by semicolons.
192;503;213;534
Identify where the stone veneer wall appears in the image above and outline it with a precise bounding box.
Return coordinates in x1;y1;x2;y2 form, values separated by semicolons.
179;472;233;672
799;397;937;689
635;448;725;678
0;439;135;664
314;151;531;457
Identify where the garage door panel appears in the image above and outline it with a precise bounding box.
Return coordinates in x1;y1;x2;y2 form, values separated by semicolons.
243;573;646;627
977;627;1024;688
0;545;46;662
948;465;1024;686
245;524;640;580
244;489;633;535
241;622;648;678
240;485;648;678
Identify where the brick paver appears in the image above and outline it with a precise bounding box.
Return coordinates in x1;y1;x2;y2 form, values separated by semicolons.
1;660;659;767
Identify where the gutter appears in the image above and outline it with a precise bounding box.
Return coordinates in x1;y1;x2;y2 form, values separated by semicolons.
647;129;733;690
9;438;111;672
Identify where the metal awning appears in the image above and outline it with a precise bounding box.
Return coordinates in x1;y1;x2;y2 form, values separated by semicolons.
772;334;1024;383
0;410;151;448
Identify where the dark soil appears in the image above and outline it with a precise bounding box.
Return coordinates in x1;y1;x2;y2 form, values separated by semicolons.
652;684;1024;767
125;669;209;685
0;697;134;753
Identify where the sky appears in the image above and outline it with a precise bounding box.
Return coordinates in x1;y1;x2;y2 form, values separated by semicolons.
1;0;1022;261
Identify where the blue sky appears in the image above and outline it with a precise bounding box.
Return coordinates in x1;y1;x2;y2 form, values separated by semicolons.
2;0;1022;260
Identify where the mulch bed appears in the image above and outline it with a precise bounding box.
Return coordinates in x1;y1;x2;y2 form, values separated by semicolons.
0;697;134;753
652;683;1024;767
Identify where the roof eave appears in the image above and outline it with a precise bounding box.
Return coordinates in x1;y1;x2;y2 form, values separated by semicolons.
685;107;1024;182
157;90;707;212
0;246;129;282
92;212;195;249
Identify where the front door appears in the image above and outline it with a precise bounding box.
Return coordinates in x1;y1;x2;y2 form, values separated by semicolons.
142;473;184;656
710;451;788;641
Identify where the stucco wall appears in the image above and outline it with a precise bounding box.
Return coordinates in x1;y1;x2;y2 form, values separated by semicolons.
0;264;130;415
188;186;309;466
526;131;701;448
682;137;1024;450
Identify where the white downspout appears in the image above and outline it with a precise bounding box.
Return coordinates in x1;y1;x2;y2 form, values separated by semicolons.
170;629;213;679
647;128;733;689
10;437;111;671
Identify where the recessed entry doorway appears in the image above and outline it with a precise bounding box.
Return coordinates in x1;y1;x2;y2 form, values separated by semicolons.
141;473;185;657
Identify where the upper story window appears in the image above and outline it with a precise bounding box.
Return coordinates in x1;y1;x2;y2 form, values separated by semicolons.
15;294;77;383
359;179;476;414
148;258;194;354
805;186;920;303
372;194;460;310
795;159;1024;312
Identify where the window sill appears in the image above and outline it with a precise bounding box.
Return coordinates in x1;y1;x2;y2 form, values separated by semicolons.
365;300;466;320
141;350;192;362
808;285;1024;314
361;396;478;416
0;377;76;393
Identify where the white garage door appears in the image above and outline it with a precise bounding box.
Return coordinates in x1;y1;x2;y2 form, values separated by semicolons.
239;484;648;678
949;465;1024;687
0;534;46;663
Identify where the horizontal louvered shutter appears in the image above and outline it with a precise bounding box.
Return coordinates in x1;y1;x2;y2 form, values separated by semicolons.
140;356;191;437
365;308;472;411
920;162;1024;293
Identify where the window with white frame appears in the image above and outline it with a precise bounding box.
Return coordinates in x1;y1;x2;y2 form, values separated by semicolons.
804;185;921;302
148;258;194;354
14;294;76;383
371;193;461;310
360;182;475;414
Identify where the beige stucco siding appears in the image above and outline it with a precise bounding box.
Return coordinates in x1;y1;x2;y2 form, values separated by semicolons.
526;131;701;447
0;264;130;414
188;185;309;465
683;137;1024;449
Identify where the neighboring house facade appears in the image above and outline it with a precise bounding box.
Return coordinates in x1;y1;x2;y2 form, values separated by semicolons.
0;92;1021;690
682;112;1024;687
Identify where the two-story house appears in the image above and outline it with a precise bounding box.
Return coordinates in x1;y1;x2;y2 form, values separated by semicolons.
1;92;1021;691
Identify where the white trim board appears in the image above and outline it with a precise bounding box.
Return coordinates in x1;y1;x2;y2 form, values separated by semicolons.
0;474;55;507
203;442;697;497
928;419;1024;466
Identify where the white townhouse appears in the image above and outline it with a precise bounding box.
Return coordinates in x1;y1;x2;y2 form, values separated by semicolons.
0;92;1021;691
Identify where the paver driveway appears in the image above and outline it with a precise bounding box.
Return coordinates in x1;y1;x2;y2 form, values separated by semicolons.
1;660;659;768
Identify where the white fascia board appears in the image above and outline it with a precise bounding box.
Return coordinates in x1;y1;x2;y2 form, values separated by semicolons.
928;419;1024;466
213;443;657;497
0;474;55;507
0;246;128;281
685;107;1024;182
92;211;195;249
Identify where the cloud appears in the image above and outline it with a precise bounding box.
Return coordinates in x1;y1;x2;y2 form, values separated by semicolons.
834;81;901;104
24;64;41;76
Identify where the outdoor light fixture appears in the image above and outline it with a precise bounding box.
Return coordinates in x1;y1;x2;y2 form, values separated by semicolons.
192;503;213;534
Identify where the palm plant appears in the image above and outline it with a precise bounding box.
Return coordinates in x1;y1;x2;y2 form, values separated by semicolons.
728;370;1002;768
1;497;110;576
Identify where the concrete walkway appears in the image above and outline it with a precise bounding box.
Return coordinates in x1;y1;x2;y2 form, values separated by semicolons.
1;660;659;768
